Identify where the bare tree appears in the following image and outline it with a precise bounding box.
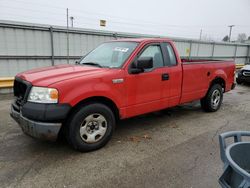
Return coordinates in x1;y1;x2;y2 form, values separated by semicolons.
222;35;229;42
237;33;247;42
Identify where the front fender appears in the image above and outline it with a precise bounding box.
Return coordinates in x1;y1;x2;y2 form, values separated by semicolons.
52;76;125;109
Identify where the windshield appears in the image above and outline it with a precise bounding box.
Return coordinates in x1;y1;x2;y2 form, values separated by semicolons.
79;42;138;68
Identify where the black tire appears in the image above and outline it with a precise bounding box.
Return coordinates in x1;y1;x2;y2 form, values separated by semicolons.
236;78;243;85
200;84;223;112
66;103;115;152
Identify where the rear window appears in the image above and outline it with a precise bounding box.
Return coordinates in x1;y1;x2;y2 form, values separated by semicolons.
162;43;177;66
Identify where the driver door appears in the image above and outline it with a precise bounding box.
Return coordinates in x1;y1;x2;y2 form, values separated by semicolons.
124;43;170;118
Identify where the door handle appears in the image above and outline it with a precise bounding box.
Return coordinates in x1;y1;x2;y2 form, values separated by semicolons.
162;73;169;81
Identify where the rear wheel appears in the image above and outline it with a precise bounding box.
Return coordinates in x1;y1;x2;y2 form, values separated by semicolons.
66;103;115;152
236;78;243;85
200;84;223;112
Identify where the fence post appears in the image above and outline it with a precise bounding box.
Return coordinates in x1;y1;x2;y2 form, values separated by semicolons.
50;26;55;66
189;41;192;59
234;45;237;61
211;43;215;58
113;33;118;40
246;45;250;65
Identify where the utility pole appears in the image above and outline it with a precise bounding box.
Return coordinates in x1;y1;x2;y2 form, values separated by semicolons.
228;25;235;42
199;29;203;40
70;16;74;28
66;8;69;64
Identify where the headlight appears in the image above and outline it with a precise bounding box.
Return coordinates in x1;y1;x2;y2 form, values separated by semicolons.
28;87;58;104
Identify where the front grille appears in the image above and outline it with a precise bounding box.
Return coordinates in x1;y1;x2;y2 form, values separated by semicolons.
243;70;250;77
13;78;32;107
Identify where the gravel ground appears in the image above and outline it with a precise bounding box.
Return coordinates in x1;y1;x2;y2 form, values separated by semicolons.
0;84;250;188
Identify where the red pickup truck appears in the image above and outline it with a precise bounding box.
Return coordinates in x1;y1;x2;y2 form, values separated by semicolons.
11;38;235;152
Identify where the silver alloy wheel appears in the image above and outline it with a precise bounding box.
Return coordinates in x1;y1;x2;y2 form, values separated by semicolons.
211;89;221;109
79;113;107;143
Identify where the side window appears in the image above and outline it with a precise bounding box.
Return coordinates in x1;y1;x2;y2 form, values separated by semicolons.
139;45;164;69
163;43;177;66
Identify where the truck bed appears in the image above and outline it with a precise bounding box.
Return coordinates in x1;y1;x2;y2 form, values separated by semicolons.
180;59;235;104
181;59;225;63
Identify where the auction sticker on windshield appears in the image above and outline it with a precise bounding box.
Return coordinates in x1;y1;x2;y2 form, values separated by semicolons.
113;47;129;52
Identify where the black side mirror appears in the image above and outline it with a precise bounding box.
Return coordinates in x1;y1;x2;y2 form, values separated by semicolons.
136;57;153;69
75;60;80;64
130;57;153;74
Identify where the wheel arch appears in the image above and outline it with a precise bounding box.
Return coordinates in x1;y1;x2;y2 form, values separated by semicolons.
209;77;226;92
67;96;120;122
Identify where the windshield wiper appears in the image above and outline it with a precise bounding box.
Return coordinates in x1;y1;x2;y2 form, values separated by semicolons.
81;62;103;68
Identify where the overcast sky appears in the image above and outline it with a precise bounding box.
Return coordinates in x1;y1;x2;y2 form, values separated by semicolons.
0;0;250;41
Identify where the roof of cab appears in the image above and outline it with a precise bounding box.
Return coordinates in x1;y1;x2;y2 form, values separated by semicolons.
109;38;172;43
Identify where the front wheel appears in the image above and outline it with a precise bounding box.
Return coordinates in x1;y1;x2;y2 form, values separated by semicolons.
66;103;115;152
200;84;223;112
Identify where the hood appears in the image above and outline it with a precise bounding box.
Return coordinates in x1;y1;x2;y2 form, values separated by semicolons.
242;65;250;71
17;64;109;86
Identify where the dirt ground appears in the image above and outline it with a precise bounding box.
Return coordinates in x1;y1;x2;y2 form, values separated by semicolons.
0;84;250;188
